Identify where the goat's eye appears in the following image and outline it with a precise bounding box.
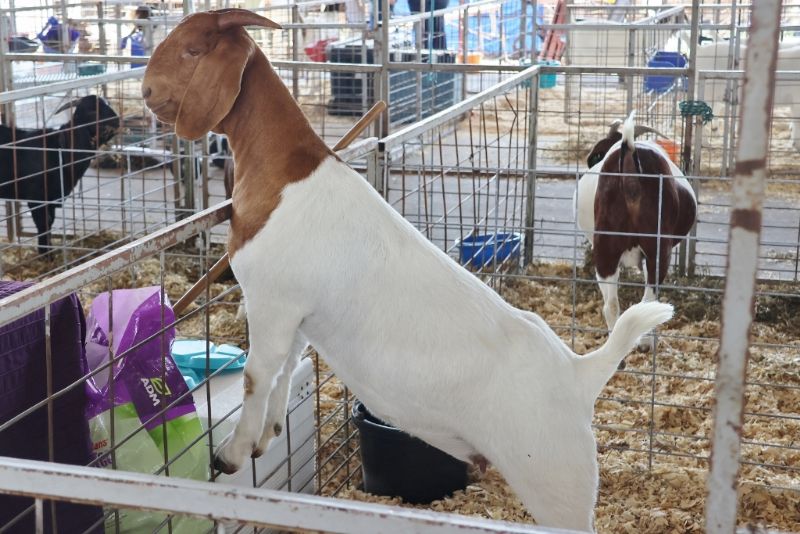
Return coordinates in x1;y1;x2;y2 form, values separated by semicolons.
187;48;201;57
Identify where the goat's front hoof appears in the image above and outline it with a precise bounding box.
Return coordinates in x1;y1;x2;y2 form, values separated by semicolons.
617;358;627;370
214;433;252;475
213;452;240;475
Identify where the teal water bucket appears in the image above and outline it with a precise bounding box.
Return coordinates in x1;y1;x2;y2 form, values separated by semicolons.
538;59;560;89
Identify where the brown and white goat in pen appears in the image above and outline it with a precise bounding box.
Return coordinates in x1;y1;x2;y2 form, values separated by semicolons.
575;113;696;351
143;11;673;532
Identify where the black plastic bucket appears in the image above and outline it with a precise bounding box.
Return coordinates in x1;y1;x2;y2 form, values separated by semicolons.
351;400;469;504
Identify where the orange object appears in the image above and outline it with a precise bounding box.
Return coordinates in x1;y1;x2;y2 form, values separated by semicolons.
656;138;680;164
466;52;483;64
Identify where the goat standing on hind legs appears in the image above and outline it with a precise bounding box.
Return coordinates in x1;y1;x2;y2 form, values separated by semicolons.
143;10;674;532
575;112;697;354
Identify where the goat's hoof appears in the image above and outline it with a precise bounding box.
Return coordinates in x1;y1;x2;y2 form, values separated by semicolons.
273;422;283;436
617;358;627;370
637;338;655;352
213;453;240;475
214;433;254;474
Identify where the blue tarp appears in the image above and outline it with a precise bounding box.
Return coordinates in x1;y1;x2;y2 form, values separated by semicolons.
392;0;544;55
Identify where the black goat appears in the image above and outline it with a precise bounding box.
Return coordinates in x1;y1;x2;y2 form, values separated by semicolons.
0;95;120;254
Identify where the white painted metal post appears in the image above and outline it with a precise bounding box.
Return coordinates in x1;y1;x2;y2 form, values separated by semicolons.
705;2;783;533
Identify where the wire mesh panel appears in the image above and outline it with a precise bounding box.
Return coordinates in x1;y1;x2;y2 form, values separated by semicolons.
372;62;799;531
696;70;800;179
0;3;798;533
379;67;534;277
564;4;687;68
0;71;188;280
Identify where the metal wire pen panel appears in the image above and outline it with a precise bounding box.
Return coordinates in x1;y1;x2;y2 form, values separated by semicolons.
0;142;375;534
0;2;798;533
0;70;186;280
373;61;798;531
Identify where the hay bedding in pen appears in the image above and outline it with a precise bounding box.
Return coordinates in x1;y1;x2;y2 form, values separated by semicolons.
4;238;798;531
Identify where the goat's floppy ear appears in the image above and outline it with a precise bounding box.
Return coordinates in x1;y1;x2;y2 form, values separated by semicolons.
175;33;254;140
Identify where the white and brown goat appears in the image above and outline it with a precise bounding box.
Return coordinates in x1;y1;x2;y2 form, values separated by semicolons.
575;113;696;351
143;11;674;532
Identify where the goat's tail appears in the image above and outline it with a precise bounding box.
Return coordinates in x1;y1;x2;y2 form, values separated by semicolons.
618;110;643;202
575;301;673;401
621;110;636;151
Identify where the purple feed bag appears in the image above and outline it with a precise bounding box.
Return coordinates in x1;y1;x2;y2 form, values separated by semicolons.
0;281;103;534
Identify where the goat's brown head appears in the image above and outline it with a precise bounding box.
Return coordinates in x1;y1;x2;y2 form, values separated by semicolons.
142;9;281;140
586;120;668;168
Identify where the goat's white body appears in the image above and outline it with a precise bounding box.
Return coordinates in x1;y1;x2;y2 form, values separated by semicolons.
234;157;582;449
219;156;673;532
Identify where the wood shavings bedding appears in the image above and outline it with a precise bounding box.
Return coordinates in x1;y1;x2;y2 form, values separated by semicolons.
317;261;800;533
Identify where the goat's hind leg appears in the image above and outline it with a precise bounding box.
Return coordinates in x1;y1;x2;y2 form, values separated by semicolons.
596;269;620;331
637;246;671;351
214;315;303;474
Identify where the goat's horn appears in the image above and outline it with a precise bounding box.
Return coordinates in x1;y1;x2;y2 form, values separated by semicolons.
53;98;82;115
215;9;282;31
633;124;669;139
607;119;623;137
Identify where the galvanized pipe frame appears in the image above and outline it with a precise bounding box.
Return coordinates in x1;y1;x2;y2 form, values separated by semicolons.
0;137;372;327
0;457;566;534
379;65;539;150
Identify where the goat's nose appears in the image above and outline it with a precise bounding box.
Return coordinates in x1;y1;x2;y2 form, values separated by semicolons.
142;86;152;99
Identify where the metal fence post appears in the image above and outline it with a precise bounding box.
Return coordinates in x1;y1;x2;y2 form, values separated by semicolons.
523;70;539;265
379;0;391;136
0;7;12;126
292;5;300;100
688;73;707;277
367;146;382;196
678;0;701;277
705;2;783;532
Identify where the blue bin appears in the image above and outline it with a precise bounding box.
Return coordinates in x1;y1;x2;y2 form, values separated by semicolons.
538;59;560;89
644;51;687;93
458;232;522;267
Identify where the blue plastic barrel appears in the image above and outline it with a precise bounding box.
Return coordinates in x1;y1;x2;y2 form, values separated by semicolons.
644;51;687;93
